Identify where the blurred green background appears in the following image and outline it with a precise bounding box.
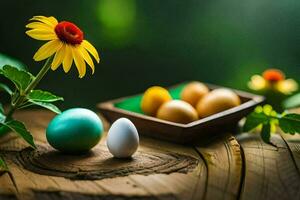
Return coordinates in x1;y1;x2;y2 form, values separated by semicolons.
0;0;299;109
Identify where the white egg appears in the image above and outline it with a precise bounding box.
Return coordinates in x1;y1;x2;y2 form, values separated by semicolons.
106;118;139;158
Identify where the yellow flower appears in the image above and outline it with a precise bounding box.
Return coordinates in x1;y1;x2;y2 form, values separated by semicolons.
248;75;268;90
248;69;298;95
275;79;298;94
26;16;100;78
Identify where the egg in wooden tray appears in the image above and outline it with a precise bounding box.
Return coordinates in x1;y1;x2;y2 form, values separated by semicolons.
97;81;264;144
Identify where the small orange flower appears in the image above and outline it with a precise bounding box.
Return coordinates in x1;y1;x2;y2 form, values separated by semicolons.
26;16;100;78
262;69;285;82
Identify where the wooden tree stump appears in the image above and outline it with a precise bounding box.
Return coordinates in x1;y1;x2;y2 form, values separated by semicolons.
14;144;198;180
1;109;300;200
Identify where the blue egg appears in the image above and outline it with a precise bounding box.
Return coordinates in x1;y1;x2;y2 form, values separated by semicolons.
46;108;103;153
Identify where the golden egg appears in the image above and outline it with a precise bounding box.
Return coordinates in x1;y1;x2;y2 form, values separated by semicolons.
141;86;172;116
196;88;241;118
156;100;198;124
180;82;209;107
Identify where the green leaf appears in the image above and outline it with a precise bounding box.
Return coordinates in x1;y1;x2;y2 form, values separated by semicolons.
28;90;63;103
0;103;5;122
1;120;36;148
0;83;12;95
261;123;271;143
279;113;300;135
283;93;300;109
29;100;61;114
243;111;269;132
0;113;5;123
0;103;4;114
0;65;33;92
0;53;26;70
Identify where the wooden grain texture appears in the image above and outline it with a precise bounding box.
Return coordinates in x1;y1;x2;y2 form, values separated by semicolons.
0;110;207;200
15;144;198;180
33;191;177;200
237;133;300;200
194;134;243;200
280;134;300;174
279;107;300;174
2;109;300;200
133;136;208;200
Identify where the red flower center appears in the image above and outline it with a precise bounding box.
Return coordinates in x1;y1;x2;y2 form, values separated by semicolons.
55;21;83;45
262;69;285;82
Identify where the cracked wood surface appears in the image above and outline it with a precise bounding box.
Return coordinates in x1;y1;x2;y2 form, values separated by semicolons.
195;134;243;200
237;133;300;200
0;109;300;200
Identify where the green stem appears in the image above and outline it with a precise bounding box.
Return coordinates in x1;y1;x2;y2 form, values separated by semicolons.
5;56;54;121
24;56;54;94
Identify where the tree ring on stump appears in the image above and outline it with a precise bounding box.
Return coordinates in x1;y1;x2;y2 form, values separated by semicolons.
15;144;198;180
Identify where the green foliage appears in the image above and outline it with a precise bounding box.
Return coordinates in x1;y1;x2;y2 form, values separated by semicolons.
243;111;269;132
0;104;5;122
26;90;63;114
1;120;36;148
261;123;271;143
0;113;5;123
0;53;26;70
0;103;4;114
29;101;61;114
0;65;63;115
283;93;300;109
28;90;63;102
0;65;33;92
0;49;63;183
279;114;300;135
0;83;12;95
244;104;300;143
0;64;64;151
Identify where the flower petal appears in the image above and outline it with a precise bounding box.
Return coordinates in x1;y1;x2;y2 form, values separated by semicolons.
26;22;54;31
248;75;267;90
51;44;66;70
26;29;57;41
33;39;63;61
62;45;73;73
47;16;58;25
72;47;86;78
81;40;100;63
79;45;95;74
30;16;58;27
275;79;298;95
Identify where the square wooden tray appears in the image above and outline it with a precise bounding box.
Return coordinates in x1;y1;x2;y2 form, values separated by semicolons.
97;82;265;144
